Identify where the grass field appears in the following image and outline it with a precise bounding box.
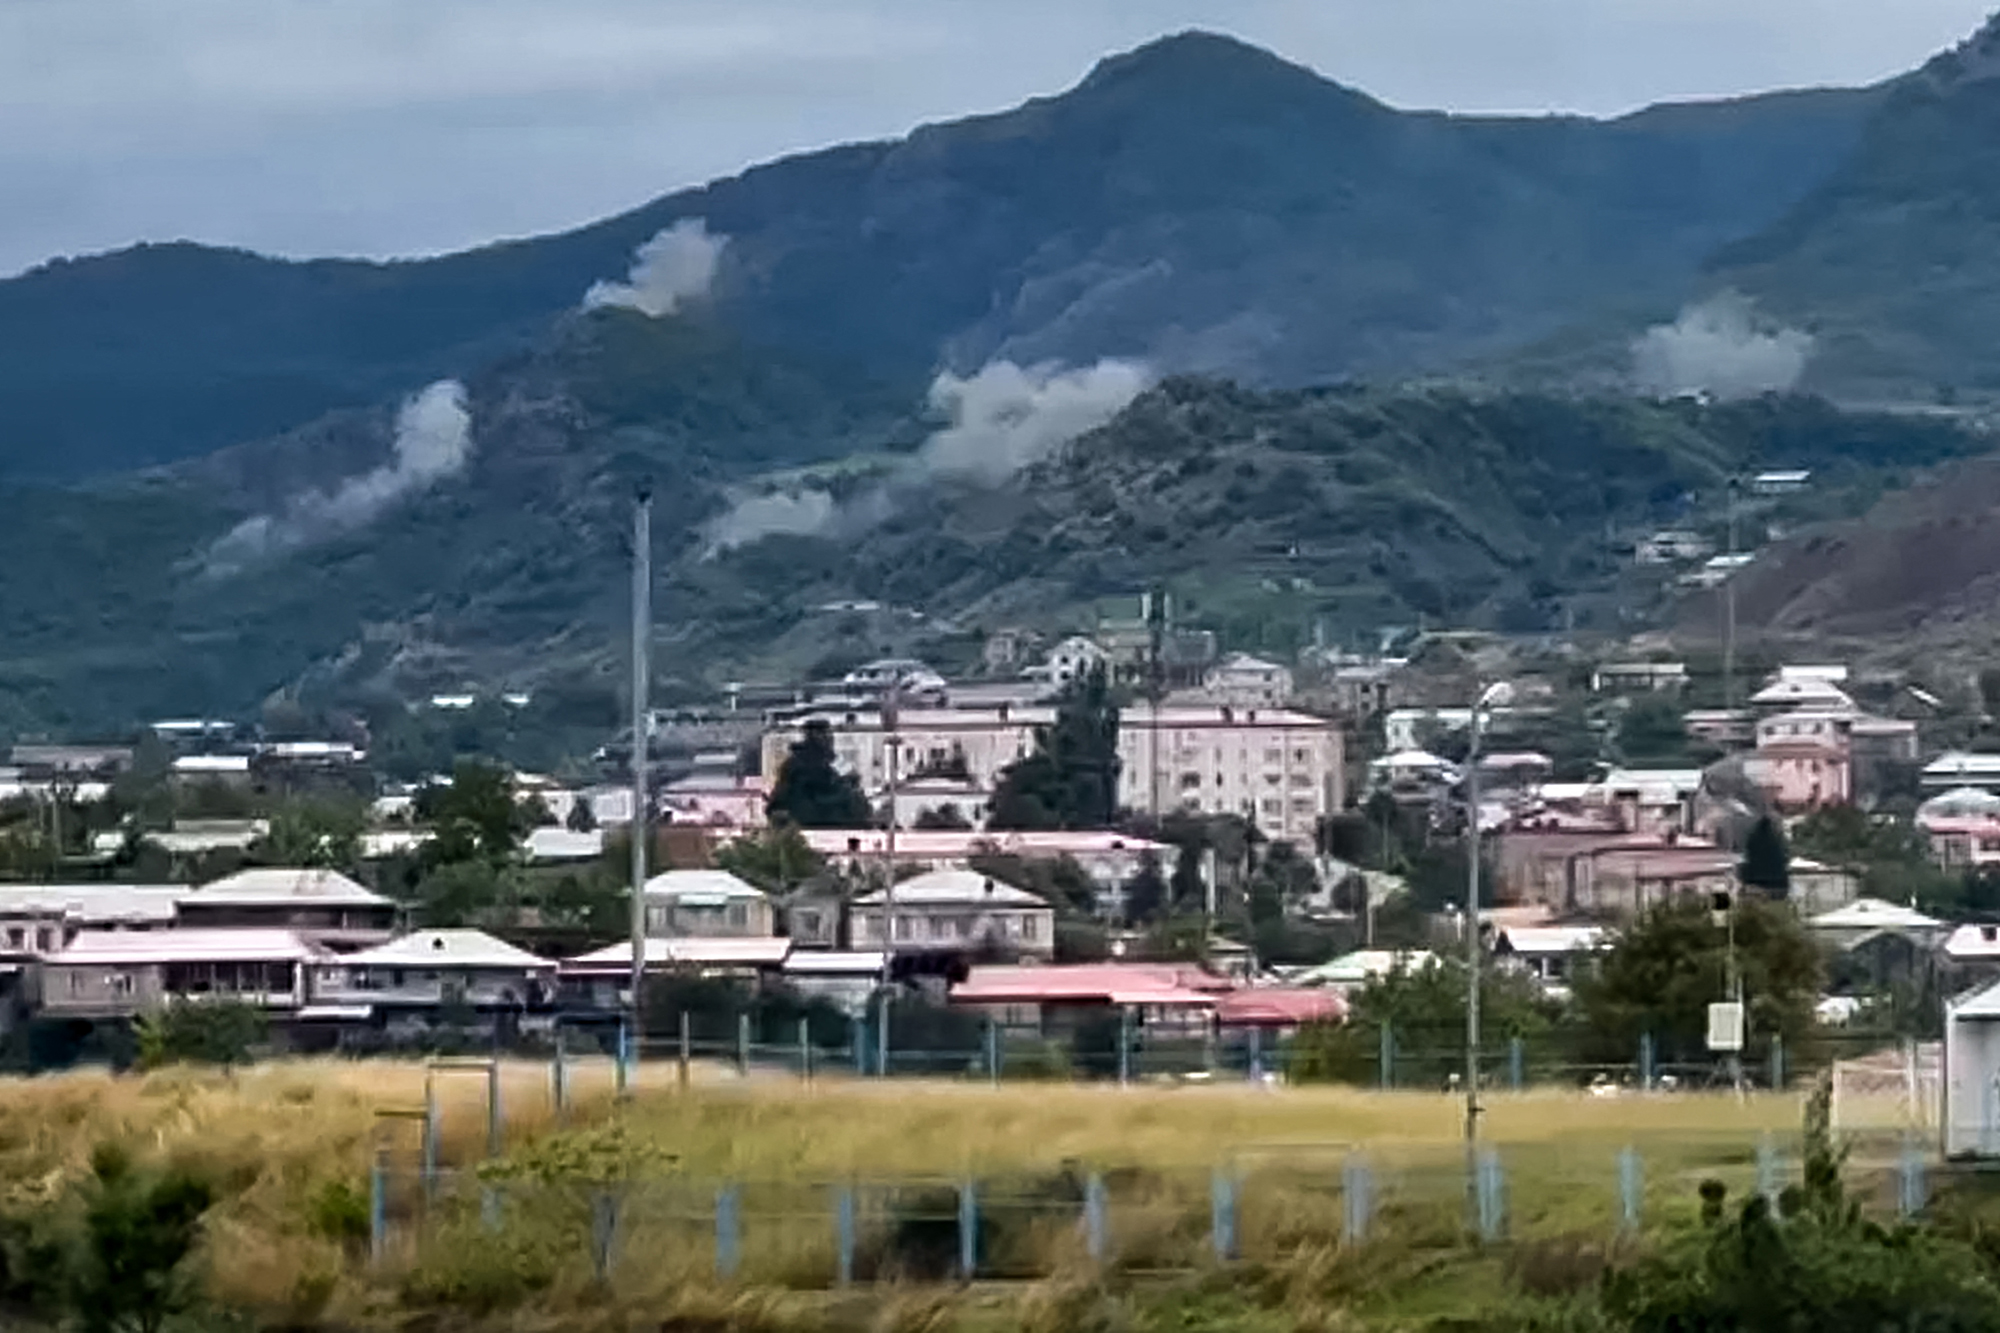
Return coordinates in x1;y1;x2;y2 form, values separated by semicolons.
0;1060;1905;1330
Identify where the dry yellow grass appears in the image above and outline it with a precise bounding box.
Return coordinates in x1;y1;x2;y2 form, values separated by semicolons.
0;1060;1829;1326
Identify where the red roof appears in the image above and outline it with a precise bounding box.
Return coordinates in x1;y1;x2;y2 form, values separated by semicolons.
1214;988;1346;1027
951;962;1231;1007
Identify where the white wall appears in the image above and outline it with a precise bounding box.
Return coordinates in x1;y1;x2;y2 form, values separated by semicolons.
1946;1012;2000;1156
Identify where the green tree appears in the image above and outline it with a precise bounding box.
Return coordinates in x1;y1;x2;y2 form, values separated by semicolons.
565;798;598;833
1575;895;1821;1067
1289;957;1560;1086
412;859;514;928
134;998;265;1069
988;667;1121;830
68;1144;215;1333
764;721;871;829
1122;851;1168;925
1741;812;1792;898
913;803;973;830
416;760;528;868
252;797;365;869
1617;694;1693;765
714;825;823;894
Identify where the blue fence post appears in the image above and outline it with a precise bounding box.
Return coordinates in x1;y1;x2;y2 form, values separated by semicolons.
421;1078;439;1201
716;1184;741;1280
1379;1020;1394;1090
1770;1033;1786;1090
615;1017;630;1097
1248;1027;1264;1084
1211;1169;1238;1262
1899;1137;1928;1218
1756;1134;1780;1205
1638;1032;1655;1092
799;1017;812;1084
1476;1148;1506;1243
1617;1147;1642;1234
590;1191;619;1282
1084;1173;1109;1264
1118;1007;1133;1087
834;1187;857;1287
1508;1036;1524;1091
958;1181;979;1279
678;1011;692;1090
552;1030;569;1121
369;1150;387;1267
986;1018;1001;1086
1342;1156;1372;1245
737;1012;751;1077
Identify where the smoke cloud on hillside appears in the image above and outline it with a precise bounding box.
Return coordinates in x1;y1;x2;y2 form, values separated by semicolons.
1631;292;1813;399
583;218;726;317
206;378;472;572
702;357;1149;555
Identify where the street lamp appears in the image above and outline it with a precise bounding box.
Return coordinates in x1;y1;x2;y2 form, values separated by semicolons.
1464;681;1513;1208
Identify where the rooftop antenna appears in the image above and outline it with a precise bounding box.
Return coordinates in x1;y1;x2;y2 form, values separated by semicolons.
629;486;652;1064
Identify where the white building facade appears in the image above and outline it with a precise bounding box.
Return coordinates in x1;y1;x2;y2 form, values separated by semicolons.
762;704;1343;844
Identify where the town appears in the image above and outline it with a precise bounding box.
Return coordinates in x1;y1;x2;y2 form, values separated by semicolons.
0;603;1991;1105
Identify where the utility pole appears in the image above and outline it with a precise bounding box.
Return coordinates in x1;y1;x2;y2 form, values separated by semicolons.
877;682;902;1076
1146;587;1166;822
629;488;652;1052
1464;682;1507;1226
1723;476;1741;711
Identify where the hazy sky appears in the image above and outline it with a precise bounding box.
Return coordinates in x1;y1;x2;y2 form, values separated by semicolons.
2;0;1992;276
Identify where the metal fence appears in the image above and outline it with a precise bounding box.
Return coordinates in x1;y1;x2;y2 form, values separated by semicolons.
368;1129;1942;1290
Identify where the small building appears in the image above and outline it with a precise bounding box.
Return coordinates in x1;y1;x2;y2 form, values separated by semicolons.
41;928;321;1019
1751;470;1812;496
949;962;1230;1037
782;950;886;1015
1203;653;1294;707
170;754;253;786
642;869;775;938
1684;710;1756;746
1634;531;1712;565
1288;949;1438;995
851;870;1055;960
175;869;396;950
313;929;558;1027
1811;898;1946;950
1590;662;1688;694
560;937;794;1009
1924;753;2000;795
1749;677;1855;714
1493;925;1608;995
1945;976;2000;1156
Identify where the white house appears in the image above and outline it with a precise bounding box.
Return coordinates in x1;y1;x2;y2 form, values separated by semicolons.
1203;653;1294;706
41;929;322;1019
313;929;558;1020
850;869;1055;960
643;869;775;938
1749;677;1855;713
1044;636;1110;688
1946;976;2000;1156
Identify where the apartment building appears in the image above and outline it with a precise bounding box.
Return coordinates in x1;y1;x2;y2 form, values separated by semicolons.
761;703;1342;842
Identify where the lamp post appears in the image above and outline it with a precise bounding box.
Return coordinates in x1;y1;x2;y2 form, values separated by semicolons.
1464;681;1511;1214
876;682;902;1077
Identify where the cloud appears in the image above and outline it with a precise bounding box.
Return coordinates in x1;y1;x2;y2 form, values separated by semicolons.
582;218;725;317
206;378;472;571
702;357;1149;554
1630;292;1813;399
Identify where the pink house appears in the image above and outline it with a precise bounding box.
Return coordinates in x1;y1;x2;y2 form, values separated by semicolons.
1749;710;1852;811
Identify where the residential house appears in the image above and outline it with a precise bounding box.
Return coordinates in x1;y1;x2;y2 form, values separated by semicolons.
1946;924;2000;986
1809;898;1945;994
1043;637;1110;689
1493;925;1607;996
1683;710;1756;747
1749;710;1853;810
1749;677;1855;714
1924;753;2000;795
850;869;1056;960
1202;653;1294;706
877;775;993;831
981;628;1046;674
0;884;181;957
41;929;321;1020
1635;530;1713;565
171;754;253;786
949;962;1233;1038
1384;707;1474;752
1751;470;1811;496
1589;768;1704;835
1589;662;1688;693
174;868;396;949
312;929;558;1030
790;829;1173;907
560;936;793;1008
1570;845;1856;916
781;950;885;1015
643;869;775;938
9;744;133;778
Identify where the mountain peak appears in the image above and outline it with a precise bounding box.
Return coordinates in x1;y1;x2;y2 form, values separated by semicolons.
1075;29;1382;112
1917;11;2000;91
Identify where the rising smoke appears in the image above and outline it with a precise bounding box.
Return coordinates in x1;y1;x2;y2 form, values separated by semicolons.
701;358;1150;555
583;218;726;318
205;379;472;573
1631;292;1813;400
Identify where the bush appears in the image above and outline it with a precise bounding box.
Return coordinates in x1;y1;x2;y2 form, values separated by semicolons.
135;999;265;1069
68;1142;215;1333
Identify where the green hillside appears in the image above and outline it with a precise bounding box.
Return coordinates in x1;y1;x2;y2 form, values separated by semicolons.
0;33;1881;479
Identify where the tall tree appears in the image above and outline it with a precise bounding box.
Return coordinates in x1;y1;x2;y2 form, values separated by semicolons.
988;668;1122;830
252;798;365;870
765;720;871;829
1575;895;1821;1066
1740;813;1792;898
1122;851;1169;925
416;759;528;869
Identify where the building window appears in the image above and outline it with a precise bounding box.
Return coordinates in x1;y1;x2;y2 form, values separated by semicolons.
1020;915;1038;941
727;903;748;929
797;910;821;935
894;917;913;942
1180;773;1202;790
3;928;20;949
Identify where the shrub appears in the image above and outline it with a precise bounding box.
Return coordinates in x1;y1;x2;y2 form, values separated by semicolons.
135;999;265;1069
67;1142;215;1333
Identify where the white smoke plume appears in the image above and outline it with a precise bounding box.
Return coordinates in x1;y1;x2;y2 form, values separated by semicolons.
206;379;472;572
1632;292;1813;400
583;218;726;318
701;358;1150;556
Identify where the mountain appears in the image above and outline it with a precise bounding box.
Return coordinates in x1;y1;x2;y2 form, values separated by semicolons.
0;32;1883;479
1710;18;2000;397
